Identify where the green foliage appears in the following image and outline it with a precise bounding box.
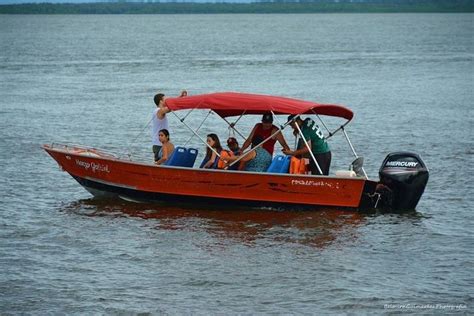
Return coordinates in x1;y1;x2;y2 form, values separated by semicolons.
0;1;473;14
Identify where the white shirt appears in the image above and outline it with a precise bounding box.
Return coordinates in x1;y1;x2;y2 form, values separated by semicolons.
151;108;169;146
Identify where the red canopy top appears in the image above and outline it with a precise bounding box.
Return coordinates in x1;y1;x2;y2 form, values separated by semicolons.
164;92;353;121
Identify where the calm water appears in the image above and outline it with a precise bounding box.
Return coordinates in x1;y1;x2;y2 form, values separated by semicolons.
0;14;473;314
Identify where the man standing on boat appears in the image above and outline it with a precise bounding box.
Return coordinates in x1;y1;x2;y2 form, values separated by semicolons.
283;115;332;176
152;93;170;163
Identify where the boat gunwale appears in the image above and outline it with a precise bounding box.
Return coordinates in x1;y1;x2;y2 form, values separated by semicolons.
42;143;370;182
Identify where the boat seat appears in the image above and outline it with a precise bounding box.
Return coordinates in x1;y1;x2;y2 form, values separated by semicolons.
165;147;198;167
184;148;198;168
165;147;187;167
266;155;291;173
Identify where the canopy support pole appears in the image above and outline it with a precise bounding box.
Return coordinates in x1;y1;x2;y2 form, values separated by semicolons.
271;110;290;151
326;120;351;140
181;108;196;122
291;116;323;175
314;112;332;136
184;110;212;146
341;126;368;179
227;120;292;168
221;111;247;140
270;110;282;128
170;110;221;159
310;109;351;140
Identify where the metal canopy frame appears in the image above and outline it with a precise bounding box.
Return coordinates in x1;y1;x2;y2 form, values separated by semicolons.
169;106;367;178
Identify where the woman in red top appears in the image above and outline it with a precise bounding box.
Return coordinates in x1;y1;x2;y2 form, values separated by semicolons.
240;113;290;156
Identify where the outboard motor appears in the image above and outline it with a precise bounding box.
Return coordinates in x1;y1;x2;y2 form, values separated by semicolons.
377;152;429;210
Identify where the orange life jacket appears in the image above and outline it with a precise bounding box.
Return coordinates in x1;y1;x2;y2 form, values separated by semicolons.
217;150;234;169
290;157;308;174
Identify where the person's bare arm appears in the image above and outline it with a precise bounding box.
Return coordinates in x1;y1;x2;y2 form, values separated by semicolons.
225;150;255;163
203;151;217;169
283;142;311;156
275;128;290;151
155;144;175;165
157;106;170;120
240;125;257;153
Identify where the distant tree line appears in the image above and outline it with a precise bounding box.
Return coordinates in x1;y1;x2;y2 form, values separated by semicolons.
0;0;472;14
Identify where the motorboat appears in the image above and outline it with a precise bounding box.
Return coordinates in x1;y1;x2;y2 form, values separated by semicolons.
43;92;429;211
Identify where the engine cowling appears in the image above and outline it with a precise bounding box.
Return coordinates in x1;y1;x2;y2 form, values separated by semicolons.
377;152;429;210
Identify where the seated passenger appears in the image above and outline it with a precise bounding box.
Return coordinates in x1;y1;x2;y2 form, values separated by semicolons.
225;136;272;172
226;137;240;170
155;129;175;165
200;133;223;169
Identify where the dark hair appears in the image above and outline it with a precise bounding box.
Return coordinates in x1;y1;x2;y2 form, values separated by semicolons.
154;93;165;106
262;112;273;123
227;137;238;146
159;129;170;140
206;133;222;158
288;115;304;127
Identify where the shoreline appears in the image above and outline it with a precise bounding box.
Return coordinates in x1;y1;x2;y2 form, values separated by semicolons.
1;2;473;14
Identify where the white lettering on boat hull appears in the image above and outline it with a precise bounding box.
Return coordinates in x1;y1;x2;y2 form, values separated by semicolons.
75;159;110;173
291;179;339;189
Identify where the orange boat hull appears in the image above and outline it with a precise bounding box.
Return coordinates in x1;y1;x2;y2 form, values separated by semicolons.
43;145;376;209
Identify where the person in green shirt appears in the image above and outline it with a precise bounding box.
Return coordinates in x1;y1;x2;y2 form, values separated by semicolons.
283;115;332;175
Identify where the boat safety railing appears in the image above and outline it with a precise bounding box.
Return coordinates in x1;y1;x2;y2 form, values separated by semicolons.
119;114;154;160
50;142;119;158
